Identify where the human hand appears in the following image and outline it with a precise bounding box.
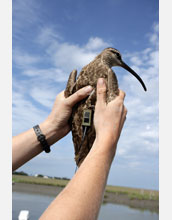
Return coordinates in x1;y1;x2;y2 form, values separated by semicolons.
45;86;93;143
93;78;127;154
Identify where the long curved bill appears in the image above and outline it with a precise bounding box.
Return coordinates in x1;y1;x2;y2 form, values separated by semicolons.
121;61;147;91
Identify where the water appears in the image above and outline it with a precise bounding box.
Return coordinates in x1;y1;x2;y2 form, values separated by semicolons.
99;203;158;220
12;192;158;220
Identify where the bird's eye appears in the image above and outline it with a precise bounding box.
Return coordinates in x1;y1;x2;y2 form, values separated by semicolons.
110;50;121;59
116;53;121;60
110;50;116;54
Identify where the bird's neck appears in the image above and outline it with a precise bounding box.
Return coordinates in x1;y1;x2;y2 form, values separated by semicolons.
100;56;113;67
92;55;112;68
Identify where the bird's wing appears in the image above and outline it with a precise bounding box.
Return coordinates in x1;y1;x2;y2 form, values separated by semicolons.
107;68;119;103
64;69;77;98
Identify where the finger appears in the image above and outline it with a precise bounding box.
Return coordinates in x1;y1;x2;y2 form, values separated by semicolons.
119;106;127;133
118;89;126;100
96;78;107;106
67;86;93;107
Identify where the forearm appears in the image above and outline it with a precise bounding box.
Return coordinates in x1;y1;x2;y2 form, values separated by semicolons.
40;138;116;220
12;120;57;171
12;87;93;172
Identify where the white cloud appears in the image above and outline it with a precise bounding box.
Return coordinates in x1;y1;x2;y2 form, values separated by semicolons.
12;91;47;135
13;49;41;68
148;50;159;68
35;26;110;72
128;161;141;169
36;26;61;46
14;26;110;78
30;87;56;108
147;23;159;48
85;37;109;50
140;130;158;143
12;32;111;136
23;68;68;82
115;22;159;159
130;56;143;66
13;0;41;41
52;43;96;71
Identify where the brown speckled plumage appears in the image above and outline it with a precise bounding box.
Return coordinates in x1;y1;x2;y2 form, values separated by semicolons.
65;48;146;166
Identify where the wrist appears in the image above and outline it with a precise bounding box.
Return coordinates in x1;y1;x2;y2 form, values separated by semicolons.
91;137;117;163
95;130;118;148
39;119;59;146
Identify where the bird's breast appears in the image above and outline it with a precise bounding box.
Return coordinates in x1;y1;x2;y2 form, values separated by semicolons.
75;64;109;91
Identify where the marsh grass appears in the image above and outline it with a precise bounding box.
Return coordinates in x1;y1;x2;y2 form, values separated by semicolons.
12;175;68;187
106;185;159;201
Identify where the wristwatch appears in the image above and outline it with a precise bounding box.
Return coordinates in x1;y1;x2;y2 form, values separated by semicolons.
33;125;50;153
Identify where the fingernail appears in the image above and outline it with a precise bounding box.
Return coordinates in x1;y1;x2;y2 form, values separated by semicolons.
85;85;93;94
98;78;104;86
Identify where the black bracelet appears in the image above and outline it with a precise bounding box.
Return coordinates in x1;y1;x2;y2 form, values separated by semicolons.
33;125;51;153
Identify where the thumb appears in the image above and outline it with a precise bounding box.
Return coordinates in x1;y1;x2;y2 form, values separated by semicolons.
67;86;93;107
96;78;107;106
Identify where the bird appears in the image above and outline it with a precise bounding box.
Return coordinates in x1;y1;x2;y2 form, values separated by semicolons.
64;47;147;167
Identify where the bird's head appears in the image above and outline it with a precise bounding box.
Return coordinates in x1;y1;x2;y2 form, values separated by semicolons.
100;47;147;91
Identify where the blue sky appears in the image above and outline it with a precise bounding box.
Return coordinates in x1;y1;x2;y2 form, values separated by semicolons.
12;0;159;190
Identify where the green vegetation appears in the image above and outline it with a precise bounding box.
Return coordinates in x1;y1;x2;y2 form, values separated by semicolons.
12;175;159;201
13;171;28;176
12;174;69;187
106;185;159;201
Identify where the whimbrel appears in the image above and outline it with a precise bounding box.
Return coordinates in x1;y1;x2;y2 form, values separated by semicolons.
65;47;147;166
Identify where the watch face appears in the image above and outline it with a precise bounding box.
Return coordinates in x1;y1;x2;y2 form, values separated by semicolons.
38;134;45;142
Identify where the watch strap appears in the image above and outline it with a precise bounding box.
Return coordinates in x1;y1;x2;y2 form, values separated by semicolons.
33;125;50;153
